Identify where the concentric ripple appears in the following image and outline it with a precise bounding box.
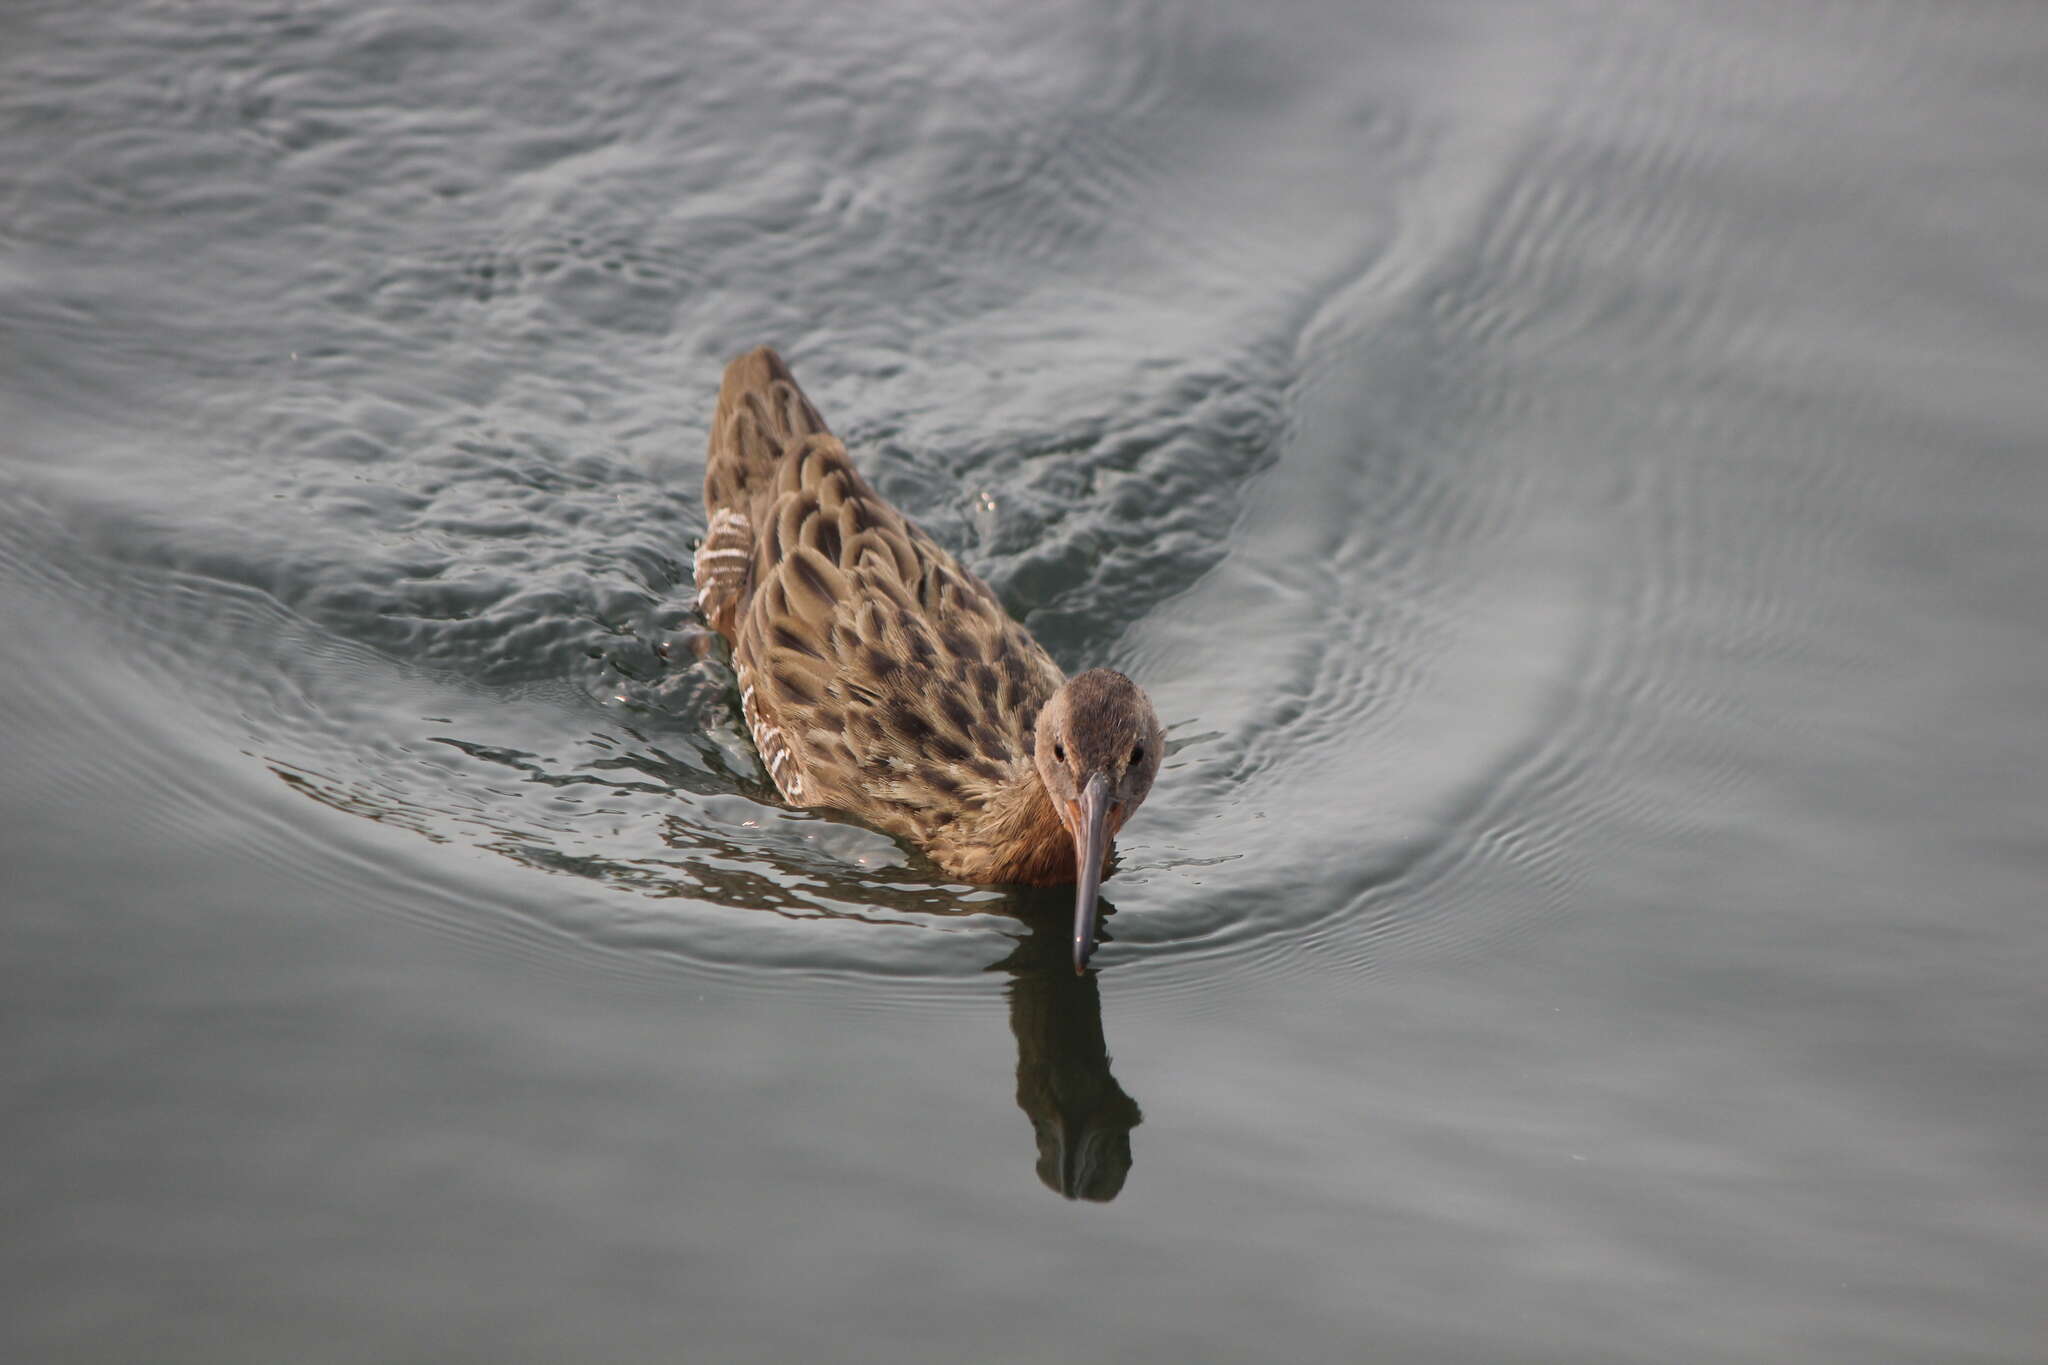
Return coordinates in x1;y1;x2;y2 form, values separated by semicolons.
0;0;1742;1004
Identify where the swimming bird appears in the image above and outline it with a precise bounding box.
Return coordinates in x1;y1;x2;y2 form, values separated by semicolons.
693;346;1163;971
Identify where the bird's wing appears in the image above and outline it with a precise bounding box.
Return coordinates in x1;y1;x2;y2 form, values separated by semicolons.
731;432;1064;833
696;347;830;639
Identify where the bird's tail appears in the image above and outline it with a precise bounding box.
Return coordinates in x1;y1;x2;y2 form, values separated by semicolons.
703;346;830;517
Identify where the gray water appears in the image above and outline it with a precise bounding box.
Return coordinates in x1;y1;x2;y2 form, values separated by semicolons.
4;1;2046;1361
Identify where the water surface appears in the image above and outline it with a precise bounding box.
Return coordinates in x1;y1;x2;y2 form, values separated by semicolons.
4;1;2046;1361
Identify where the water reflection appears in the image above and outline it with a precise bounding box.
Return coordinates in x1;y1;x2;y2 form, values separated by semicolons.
272;757;1144;1197
991;900;1144;1202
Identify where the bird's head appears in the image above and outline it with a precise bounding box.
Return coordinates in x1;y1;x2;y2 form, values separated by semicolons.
1032;668;1164;973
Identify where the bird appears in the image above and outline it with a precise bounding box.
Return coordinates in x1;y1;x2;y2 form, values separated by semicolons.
693;346;1164;971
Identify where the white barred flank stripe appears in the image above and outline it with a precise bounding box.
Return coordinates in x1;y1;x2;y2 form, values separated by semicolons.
692;508;754;627
736;662;805;805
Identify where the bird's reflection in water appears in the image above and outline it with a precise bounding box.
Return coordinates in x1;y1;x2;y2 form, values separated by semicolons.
990;896;1143;1202
274;758;1145;1198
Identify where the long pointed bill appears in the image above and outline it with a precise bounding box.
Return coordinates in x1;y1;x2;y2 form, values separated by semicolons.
1069;771;1112;974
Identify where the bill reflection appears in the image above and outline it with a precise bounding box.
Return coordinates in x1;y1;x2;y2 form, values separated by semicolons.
991;900;1143;1202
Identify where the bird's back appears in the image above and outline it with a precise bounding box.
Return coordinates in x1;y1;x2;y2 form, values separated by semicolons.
695;347;1067;869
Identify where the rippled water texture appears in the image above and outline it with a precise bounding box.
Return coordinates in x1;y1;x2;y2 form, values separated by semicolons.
5;1;2046;1361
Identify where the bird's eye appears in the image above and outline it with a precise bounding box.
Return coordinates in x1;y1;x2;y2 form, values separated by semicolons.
1053;742;1066;763
1130;745;1145;766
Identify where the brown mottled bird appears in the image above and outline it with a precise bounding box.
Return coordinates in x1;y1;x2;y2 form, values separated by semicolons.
694;347;1163;971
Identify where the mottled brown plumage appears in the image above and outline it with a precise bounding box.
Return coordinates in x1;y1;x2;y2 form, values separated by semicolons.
694;347;1163;967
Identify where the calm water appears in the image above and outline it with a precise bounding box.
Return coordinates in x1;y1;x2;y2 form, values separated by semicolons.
4;1;2046;1360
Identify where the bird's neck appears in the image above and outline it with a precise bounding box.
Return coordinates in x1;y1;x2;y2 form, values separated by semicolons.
944;770;1078;887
